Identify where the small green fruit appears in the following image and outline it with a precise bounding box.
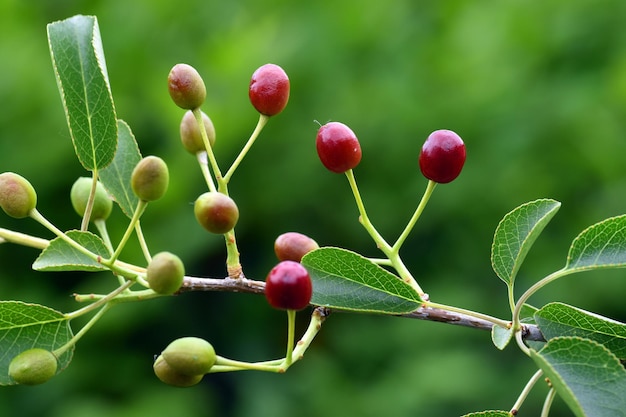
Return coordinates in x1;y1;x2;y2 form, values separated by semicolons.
147;252;185;295
168;63;206;110
194;192;239;234
131;156;169;202
153;355;203;387
162;337;216;376
8;348;57;385
70;177;113;221
180;110;216;154
0;172;37;218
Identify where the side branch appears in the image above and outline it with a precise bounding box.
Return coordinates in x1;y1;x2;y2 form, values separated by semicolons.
180;276;546;342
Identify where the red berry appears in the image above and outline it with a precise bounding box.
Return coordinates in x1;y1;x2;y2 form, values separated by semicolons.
265;261;313;311
418;129;466;183
274;232;319;263
168;64;206;110
249;64;290;116
315;122;362;173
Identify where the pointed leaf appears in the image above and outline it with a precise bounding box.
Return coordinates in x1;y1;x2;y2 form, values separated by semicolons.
0;301;73;385
491;199;561;286
565;214;626;272
491;304;538;350
461;412;512;417
535;302;626;359
530;336;626;417
33;230;109;272
99;120;141;217
48;15;117;171
301;247;422;314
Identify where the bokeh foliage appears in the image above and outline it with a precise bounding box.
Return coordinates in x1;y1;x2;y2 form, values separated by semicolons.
1;0;625;415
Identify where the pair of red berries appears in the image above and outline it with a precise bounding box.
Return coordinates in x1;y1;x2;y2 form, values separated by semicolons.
314;123;466;184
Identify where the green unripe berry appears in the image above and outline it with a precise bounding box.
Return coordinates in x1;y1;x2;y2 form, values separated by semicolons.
131;156;169;202
70;177;113;221
168;63;206;110
153;355;203;387
162;337;216;376
0;172;37;218
8;348;57;385
146;252;185;295
180;110;216;154
194;192;239;234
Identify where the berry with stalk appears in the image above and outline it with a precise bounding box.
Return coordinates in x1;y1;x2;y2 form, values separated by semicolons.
316;122;362;173
418;129;466;184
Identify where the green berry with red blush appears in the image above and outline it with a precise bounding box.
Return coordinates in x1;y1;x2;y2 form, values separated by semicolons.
179;110;216;154
249;64;290;116
265;260;313;311
194;191;239;234
168;63;206;110
0;172;37;218
418;129;466;184
131;156;170;202
316;122;362;173
274;232;319;263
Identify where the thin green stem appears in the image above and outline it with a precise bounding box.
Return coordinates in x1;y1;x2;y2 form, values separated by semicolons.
105;200;147;265
541;388;556;417
0;227;49;250
223;114;269;183
29;209;99;260
345;170;423;294
393;180;437;252
344;169;391;252
284;310;296;366
134;221;152;264
424;300;511;328
94;219;114;255
74;288;158;304
196;151;217;193
80;173;99;231
510;369;544;416
65;279;134;320
55;302;112;357
193;109;223;188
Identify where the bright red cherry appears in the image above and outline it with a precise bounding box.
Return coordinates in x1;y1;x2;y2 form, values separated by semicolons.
249;64;290;116
418;129;466;183
316;122;362;173
265;261;313;311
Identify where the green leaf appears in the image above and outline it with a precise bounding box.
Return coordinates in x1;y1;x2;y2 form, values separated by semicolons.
47;15;117;171
565;214;626;272
0;301;73;385
99;120;141;217
33;230;109;272
461;412;512;417
301;247;422;314
491;199;561;287
530;336;626;417
491;304;538;350
535;302;626;359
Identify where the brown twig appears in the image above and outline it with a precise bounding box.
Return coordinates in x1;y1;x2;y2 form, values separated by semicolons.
179;275;546;342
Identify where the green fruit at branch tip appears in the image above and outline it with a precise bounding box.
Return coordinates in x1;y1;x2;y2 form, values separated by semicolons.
180;110;216;154
194;192;239;234
147;251;185;295
274;232;319;262
70;177;113;221
131;156;169;202
162;337;216;376
9;348;57;385
0;172;37;218
168;63;206;110
153;355;203;387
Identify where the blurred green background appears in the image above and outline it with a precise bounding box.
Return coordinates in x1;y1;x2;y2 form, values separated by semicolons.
1;0;625;416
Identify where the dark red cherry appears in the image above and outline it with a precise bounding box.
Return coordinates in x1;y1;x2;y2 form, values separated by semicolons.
315;122;362;173
265;261;313;311
418;129;466;183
